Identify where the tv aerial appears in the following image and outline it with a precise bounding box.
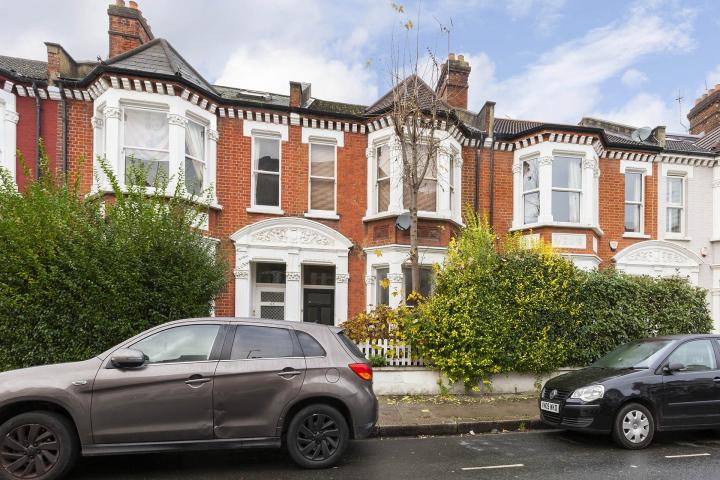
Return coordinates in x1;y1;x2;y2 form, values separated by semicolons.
630;127;653;143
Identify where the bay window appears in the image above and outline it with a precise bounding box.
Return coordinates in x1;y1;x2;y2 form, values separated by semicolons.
184;118;206;195
253;135;281;207
376;144;390;212
123;107;169;187
309;142;336;212
522;158;540;224
624;171;643;233
551;156;582;223
666;175;685;234
403;144;437;212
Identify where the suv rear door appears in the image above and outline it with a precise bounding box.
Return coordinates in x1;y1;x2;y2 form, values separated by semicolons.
213;324;305;439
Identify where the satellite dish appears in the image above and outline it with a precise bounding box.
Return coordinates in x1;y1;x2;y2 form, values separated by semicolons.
631;127;653;143
396;213;411;231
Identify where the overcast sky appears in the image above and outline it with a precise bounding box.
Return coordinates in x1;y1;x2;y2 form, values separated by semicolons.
2;0;718;132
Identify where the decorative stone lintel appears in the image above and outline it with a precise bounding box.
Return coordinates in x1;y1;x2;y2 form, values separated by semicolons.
538;156;553;166
335;273;349;284
168;113;188;127
4;110;19;124
91;116;104;129
582;157;597;170
364;275;376;285
233;269;249;279
286;271;301;282
104;107;120;120
387;273;404;284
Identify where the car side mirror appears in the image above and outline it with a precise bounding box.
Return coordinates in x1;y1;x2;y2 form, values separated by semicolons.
110;348;146;369
663;362;686;374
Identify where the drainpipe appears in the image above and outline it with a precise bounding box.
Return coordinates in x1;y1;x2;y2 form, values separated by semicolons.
488;134;495;229
58;81;69;175
31;82;42;180
474;132;485;213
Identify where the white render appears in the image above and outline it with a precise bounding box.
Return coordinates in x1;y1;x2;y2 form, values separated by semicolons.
363;244;448;310
0;88;18;186
230;217;353;325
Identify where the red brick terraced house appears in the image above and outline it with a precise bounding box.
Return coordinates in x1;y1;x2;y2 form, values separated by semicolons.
2;1;720;328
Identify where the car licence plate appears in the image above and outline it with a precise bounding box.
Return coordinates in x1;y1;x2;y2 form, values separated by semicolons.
540;401;560;413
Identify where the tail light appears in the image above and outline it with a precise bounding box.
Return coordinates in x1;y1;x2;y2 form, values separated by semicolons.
349;363;373;381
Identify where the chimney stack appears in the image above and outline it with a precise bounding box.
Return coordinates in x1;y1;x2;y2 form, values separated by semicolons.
688;84;720;135
289;81;311;108
652;125;666;148
436;53;471;110
107;0;154;58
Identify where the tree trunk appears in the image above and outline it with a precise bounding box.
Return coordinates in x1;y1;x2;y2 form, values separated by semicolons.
409;188;420;305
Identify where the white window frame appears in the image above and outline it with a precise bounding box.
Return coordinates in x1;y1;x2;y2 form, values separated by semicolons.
624;170;645;235
551;155;583;224
402;142;438;213
665;173;686;236
184;115;207;196
375;142;391;213
120;104;170;186
307;140;337;216
522;157;540;225
251;133;282;211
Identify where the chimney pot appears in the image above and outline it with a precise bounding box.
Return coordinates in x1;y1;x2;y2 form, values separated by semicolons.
448;53;455;61
115;0;125;5
457;54;465;62
129;0;138;8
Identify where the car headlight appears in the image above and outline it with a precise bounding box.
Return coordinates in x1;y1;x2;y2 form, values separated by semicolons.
570;385;605;402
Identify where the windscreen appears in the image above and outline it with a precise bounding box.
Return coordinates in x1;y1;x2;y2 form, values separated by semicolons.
591;339;673;369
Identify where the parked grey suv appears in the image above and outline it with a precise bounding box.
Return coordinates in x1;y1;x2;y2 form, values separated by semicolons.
0;318;378;479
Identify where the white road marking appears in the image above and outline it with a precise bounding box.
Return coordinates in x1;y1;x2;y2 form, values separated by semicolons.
461;463;524;471
664;453;711;459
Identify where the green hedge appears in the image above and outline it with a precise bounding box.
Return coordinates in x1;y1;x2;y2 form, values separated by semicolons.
401;212;712;388
0;153;228;370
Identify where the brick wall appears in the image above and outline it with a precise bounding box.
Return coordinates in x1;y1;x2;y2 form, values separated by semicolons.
15;97;59;191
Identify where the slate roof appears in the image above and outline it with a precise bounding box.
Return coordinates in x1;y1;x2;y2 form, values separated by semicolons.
493;118;543;136
664;134;715;156
365;75;450;115
0;55;48;81
105;38;216;94
696;125;720;153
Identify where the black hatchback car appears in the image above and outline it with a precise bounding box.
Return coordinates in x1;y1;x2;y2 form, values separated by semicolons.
540;335;720;449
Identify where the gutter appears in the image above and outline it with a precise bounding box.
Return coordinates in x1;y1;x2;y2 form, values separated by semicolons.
31;82;41;180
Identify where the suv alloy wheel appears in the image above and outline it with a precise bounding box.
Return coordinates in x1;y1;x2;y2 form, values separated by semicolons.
285;404;349;469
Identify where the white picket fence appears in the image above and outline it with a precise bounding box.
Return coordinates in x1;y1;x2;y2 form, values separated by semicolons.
356;339;425;366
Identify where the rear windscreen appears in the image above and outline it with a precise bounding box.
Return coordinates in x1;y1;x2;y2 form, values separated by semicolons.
337;332;365;359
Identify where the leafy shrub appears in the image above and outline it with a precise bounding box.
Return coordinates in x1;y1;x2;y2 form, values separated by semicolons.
568;269;712;366
368;355;388;367
403;211;712;388
341;304;409;342
0;153;228;370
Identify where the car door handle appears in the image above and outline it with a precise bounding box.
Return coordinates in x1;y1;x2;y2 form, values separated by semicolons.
277;368;302;379
714;377;720;383
185;376;211;387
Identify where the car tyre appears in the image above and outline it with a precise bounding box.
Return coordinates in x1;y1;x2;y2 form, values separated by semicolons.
286;404;349;469
612;403;655;450
0;411;78;480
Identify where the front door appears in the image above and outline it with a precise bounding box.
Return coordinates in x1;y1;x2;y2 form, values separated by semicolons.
91;324;223;444
213;324;305;439
303;289;335;325
660;339;720;427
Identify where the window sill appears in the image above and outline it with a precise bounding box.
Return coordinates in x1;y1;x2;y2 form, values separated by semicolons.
89;185;223;210
511;222;603;236
362;210;462;226
247;206;285;215
622;232;651;239
304;211;340;220
664;234;691;241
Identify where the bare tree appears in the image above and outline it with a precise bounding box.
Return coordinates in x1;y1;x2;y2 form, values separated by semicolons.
372;4;458;302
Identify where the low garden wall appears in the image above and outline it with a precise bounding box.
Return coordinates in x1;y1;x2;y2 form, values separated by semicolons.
372;366;575;396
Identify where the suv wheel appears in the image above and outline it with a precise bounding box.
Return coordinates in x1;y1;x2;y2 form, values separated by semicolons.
0;411;78;480
612;403;655;450
286;404;349;469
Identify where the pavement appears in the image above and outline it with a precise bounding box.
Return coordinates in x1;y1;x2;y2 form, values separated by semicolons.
72;429;720;479
375;394;542;436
